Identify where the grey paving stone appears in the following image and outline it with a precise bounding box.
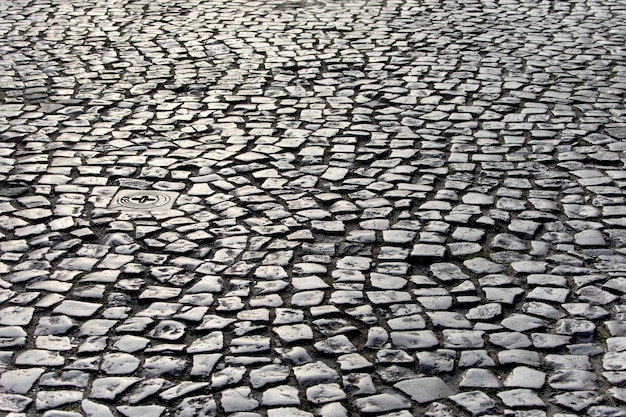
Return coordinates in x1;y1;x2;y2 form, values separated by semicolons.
411;244;446;259
417;350;456;374
430;263;470;282
117;404;166;417
459;369;501;388
448;391;497;416
606;337;626;352
36;390;83;411
523;301;566;320
293;362;340;388
556;319;597;339
172;395;217;417
267;408;312;417
262;385;300;407
603;352;626;371
458;350;497;368
466;303;502;321
550;391;604;412
314;335;356;355
504;366;547;389
0;393;33;412
89;377;142;400
353;393;410;414
442;330;485;349
497;389;546;408
100;353;141;375
305;383;346;405
391;330;439;350
499;350;541;367
501;314;550;332
427;312;471;329
394;377;453;404
464;257;506;274
189;352;221;377
0;368;45;394
15;350;65;367
489;332;532;349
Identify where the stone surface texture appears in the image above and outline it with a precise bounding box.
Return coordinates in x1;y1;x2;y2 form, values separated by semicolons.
0;0;626;416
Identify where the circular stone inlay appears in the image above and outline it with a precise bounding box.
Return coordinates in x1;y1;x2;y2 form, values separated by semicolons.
110;190;179;211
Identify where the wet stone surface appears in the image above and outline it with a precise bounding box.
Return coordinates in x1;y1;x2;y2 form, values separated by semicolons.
1;0;626;416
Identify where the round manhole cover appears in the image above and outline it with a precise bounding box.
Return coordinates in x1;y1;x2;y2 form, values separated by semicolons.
110;190;179;211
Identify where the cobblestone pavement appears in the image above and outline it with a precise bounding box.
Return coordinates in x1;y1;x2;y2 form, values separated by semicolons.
1;0;626;416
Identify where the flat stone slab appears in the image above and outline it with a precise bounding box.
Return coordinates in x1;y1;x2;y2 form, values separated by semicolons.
394;377;454;403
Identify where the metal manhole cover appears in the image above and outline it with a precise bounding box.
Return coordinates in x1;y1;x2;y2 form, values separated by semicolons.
109;190;179;211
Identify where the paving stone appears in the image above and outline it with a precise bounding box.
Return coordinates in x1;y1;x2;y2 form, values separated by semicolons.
430;263;470;282
121;379;173;404
249;364;290;388
89;377;142;400
448;391;497;416
116;405;166;417
36;390;83;411
337;353;372;372
459;369;501;388
15;350;65;367
100;353;141;375
499;350;541;367
0;368;45;394
293;362;340;388
391;330;439;350
458;350;497;368
0;393;33;412
527;287;570;303
417;350;456;374
464;258;505;274
267;408;312;417
576;286;618;305
314;335;356;355
602;352;626;371
556;319;597;339
306;383;346;405
81;399;116;417
376;349;414;365
501;314;549;332
411;244;446;259
262;385;300;407
427;312;471;329
489;332;532;349
0;306;35;325
497;389;546;408
210;367;246;389
172;395;217;417
550;391;604;412
442;330;484;349
367;291;412;305
159;381;209;402
388;314;426;330
466;303;502;321
189;353;221;377
353;393;410;414
503;366;547;389
394;377;453;404
142;356;187;378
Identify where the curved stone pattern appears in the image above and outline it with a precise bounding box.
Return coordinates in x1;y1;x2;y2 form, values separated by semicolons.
0;0;625;416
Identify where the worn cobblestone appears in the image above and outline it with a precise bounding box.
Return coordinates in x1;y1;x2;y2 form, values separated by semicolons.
1;0;626;415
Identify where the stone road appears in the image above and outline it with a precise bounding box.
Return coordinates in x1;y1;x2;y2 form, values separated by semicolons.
1;0;626;416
